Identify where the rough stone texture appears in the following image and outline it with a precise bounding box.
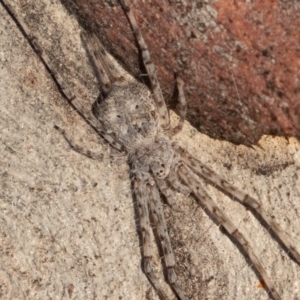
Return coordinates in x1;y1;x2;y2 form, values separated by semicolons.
1;0;300;299
61;0;300;146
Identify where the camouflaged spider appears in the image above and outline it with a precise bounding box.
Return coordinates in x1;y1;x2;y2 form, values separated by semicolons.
55;1;300;299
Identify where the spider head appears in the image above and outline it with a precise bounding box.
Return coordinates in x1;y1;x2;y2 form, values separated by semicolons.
150;159;170;179
149;138;174;179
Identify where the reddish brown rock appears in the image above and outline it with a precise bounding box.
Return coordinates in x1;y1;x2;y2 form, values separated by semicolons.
62;0;300;146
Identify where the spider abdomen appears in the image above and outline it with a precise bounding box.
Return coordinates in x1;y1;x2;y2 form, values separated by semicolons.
92;80;160;150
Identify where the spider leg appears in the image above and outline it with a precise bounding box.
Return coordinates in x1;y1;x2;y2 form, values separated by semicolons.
80;32;123;95
68;32;124;152
178;147;300;264
54;96;124;151
133;176;169;299
147;182;188;300
119;0;170;130
55;125;125;161
155;178;176;207
168;77;187;136
177;164;282;300
167;169;191;196
54;125;104;160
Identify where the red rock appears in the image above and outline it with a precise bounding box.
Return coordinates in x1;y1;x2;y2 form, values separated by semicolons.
63;0;300;146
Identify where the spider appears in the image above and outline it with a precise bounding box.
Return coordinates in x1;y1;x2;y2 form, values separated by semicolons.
55;0;300;299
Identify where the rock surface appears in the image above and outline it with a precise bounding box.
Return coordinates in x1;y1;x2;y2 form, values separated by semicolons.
1;1;300;299
62;0;300;146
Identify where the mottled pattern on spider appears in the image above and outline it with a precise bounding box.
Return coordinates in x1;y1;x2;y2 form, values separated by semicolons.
55;1;300;299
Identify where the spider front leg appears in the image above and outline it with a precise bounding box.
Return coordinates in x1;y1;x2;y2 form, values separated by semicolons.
147;182;188;300
167;166;191;196
179;147;300;264
133;175;169;300
155;178;177;207
177;163;282;300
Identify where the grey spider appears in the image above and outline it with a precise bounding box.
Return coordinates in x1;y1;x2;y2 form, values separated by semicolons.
55;0;300;299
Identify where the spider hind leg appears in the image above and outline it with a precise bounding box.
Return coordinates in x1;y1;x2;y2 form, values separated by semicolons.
168;76;187;137
119;0;170;129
